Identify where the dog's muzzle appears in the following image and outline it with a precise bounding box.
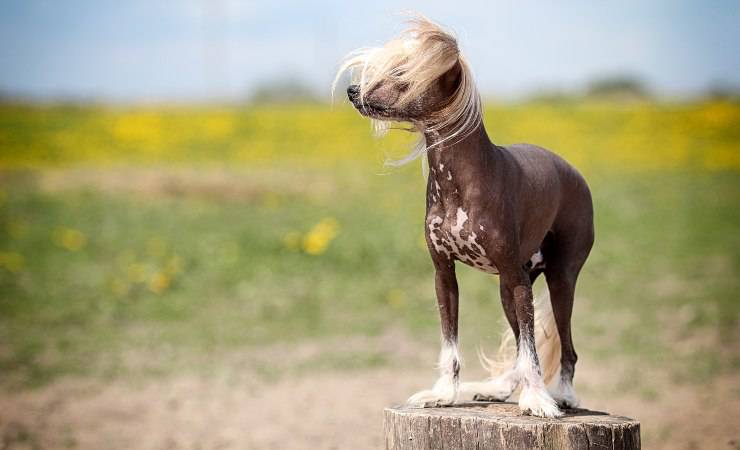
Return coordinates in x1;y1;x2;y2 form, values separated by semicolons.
347;84;360;102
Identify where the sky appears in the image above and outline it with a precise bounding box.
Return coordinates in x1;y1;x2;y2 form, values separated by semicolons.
1;0;739;102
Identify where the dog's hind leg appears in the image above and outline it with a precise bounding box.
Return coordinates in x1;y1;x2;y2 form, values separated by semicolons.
407;260;461;407
545;232;592;409
460;267;562;417
545;270;581;409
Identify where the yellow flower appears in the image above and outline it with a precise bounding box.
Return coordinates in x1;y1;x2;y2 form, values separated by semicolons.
301;217;340;255
0;252;24;273
111;113;162;144
202;115;234;138
148;272;171;294
53;227;87;251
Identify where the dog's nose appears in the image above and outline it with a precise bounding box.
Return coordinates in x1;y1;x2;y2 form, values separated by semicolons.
347;84;359;100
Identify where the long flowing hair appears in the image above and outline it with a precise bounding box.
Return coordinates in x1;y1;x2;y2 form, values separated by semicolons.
333;15;482;165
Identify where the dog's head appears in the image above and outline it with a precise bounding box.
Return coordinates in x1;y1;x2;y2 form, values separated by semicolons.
334;15;480;147
344;61;462;123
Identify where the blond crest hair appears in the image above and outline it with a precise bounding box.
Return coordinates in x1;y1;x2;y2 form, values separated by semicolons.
333;15;482;165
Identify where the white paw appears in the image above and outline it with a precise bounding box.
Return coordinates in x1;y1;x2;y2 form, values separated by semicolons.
407;389;455;407
459;371;518;402
407;375;457;407
518;384;562;418
549;380;580;409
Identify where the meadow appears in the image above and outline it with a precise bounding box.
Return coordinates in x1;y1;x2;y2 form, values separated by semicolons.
0;100;739;449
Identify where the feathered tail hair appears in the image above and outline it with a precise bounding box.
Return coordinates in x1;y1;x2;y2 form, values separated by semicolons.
332;14;482;166
479;290;562;386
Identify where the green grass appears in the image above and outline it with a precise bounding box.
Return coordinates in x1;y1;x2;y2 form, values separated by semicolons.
1;163;738;387
1;100;739;389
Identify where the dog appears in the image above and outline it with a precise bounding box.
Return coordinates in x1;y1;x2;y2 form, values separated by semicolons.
334;16;594;418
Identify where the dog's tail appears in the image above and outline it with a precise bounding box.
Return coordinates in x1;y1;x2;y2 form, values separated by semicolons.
478;290;561;385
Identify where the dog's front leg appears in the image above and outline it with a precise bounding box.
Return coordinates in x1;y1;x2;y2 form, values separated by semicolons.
407;260;461;407
501;267;562;418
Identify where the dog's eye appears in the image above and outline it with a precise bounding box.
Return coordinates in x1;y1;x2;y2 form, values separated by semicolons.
389;69;409;91
391;69;406;80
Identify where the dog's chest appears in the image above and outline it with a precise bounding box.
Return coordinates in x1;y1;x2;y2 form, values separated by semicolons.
427;205;499;275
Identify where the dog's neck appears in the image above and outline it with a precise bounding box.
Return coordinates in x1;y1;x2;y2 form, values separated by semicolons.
423;122;499;212
424;122;495;179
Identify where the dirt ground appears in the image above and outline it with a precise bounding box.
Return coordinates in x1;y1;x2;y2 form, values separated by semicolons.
1;352;739;450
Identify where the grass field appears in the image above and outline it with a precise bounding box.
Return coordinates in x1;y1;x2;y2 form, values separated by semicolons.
1;100;739;449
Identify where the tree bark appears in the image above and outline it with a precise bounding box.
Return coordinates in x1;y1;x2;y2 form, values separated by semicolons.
384;403;640;450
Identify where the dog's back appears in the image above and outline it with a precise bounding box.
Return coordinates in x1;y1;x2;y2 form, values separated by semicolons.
489;143;594;261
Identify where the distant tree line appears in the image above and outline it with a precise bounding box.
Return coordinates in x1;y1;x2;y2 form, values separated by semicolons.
248;78;320;104
246;73;740;104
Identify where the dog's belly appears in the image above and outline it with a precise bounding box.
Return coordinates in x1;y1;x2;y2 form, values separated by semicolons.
427;208;499;274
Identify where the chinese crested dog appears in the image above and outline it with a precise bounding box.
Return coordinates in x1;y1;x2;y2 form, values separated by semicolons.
334;16;594;418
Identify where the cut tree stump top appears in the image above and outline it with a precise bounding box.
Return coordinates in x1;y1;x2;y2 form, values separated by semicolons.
384;402;640;450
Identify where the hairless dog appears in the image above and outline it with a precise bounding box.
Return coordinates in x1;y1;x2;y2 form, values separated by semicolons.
334;15;594;418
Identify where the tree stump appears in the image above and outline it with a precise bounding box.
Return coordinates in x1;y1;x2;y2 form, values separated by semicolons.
384;402;640;450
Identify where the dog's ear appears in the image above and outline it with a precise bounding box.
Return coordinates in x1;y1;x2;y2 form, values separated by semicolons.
440;60;462;95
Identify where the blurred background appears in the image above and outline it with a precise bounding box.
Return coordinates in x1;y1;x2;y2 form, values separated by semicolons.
1;1;739;449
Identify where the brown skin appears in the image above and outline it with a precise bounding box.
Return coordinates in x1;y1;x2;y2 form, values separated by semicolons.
346;62;594;407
